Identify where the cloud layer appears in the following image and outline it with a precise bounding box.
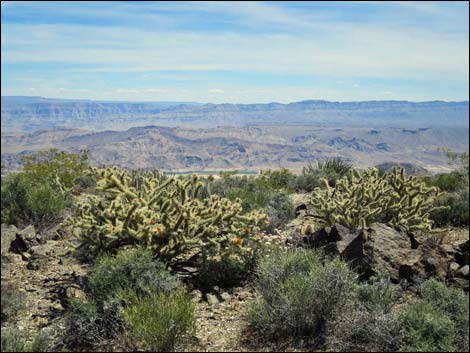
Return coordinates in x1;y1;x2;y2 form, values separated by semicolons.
1;1;468;102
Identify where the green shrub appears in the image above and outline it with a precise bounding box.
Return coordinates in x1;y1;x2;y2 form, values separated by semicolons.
429;187;469;227
264;191;295;231
1;173;71;226
122;290;195;352
65;249;184;350
1;282;26;322
316;158;353;176
290;159;351;192
247;248;357;340
354;274;401;312
209;173;295;231
399;301;458;352
89;249;179;302
1;327;50;352
419;279;469;351
423;171;468;192
22;148;89;188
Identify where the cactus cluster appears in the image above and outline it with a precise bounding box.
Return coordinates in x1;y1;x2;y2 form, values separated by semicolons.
309;167;447;231
66;167;268;262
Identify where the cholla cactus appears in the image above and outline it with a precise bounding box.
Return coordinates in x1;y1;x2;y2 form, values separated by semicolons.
66;167;268;261
309;167;447;231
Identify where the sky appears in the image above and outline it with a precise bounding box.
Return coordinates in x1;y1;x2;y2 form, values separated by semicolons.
1;1;469;103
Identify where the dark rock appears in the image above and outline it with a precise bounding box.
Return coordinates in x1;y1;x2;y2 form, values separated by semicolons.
305;223;352;248
454;240;469;266
295;204;307;217
9;225;39;254
419;242;449;281
340;223;420;282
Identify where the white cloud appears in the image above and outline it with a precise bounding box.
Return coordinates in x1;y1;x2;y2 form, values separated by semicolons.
2;23;468;80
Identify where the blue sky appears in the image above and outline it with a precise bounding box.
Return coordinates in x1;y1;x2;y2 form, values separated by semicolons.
1;1;468;103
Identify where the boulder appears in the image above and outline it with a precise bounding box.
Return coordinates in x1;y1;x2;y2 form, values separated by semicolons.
342;223;421;282
9;225;40;254
304;223;351;248
26;244;54;270
1;224;18;255
456;265;469;279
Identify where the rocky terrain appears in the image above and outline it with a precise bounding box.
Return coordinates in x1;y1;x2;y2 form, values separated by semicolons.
2;125;468;174
1;195;468;351
2;97;468;131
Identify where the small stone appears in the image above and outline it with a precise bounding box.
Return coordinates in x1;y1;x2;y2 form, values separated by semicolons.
206;293;219;306
21;252;31;261
191;289;203;302
220;292;231;302
448;262;460;274
456;265;469;279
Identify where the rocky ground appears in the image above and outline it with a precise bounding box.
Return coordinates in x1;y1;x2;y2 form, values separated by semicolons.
1;203;468;352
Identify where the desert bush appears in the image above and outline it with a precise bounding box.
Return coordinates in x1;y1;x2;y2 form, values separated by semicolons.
1;282;26;322
0;149;87;226
290;159;351;192
21;148;89;188
89;249;179;302
398;301;458;352
208;173;295;231
429;186;469;227
419;279;469;351
423;171;468;192
309;167;444;231
326;303;402;352
65;249;185;350
247;248;357;340
326;274;402;352
68;168;267;262
1;327;50;352
354;273;401;312
264;191;295;231
66;297;124;348
122;290;195;352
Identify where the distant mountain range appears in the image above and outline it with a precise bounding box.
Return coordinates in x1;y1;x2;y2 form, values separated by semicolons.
2;124;468;173
1;96;468;132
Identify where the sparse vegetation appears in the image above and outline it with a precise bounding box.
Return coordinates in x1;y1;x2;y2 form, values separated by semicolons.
1;282;26;322
121;290;195;352
1;327;50;352
1;149;88;226
247;248;357;341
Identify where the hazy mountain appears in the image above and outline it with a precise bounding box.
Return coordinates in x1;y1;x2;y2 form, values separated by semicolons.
2;124;468;174
2;96;468;132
